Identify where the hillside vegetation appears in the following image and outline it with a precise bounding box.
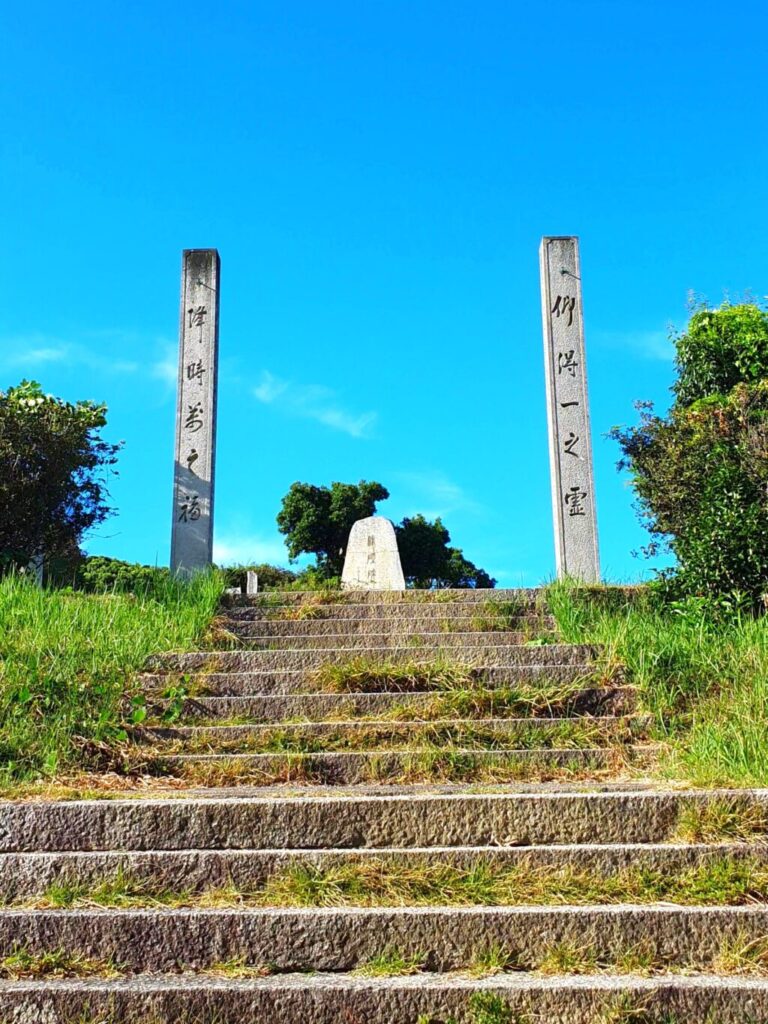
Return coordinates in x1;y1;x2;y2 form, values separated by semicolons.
549;581;768;787
0;572;223;786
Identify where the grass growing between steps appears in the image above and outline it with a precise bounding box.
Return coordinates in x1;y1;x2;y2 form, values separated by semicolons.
16;856;768;910
0;572;224;786
546;581;768;788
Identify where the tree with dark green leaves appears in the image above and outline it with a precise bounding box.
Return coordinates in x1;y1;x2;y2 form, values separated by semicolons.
611;301;768;602
276;482;495;588
396;514;496;589
277;480;390;577
0;380;121;572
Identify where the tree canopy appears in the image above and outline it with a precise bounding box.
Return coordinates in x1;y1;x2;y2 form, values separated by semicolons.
277;480;495;588
0;380;121;571
276;480;390;577
611;302;768;602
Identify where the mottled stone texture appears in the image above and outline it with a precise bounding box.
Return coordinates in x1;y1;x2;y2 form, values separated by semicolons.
341;517;405;591
6;974;768;1024
540;236;600;582
171;249;220;576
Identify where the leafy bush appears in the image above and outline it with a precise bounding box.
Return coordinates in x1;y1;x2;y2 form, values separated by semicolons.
220;562;298;592
612;302;768;602
0;380;121;571
76;556;170;593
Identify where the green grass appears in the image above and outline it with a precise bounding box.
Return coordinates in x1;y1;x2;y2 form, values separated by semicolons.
546;580;768;787
31;855;768;911
0;571;224;784
310;656;484;693
0;943;121;978
353;947;426;976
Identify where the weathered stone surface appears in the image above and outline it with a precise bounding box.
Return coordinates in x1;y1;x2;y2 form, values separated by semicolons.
341;517;405;591
165;685;637;722
144;714;646;748
170;249;220;577
147;642;598;673
220;613;556;636
3;790;761;853
219;630;544;650
540;237;600;582
140;662;597;696
0;905;767;972
5;973;768;1024
0;841;761;899
229;587;538;606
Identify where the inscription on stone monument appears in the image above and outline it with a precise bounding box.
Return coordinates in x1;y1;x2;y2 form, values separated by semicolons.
341;516;406;591
170;249;220;576
539;236;600;582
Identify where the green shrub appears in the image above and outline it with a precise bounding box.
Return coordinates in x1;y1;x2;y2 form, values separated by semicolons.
612;302;768;602
219;563;298;592
76;556;170;593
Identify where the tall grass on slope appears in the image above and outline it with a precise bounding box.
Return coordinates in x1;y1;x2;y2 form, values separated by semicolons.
0;571;223;784
546;580;768;787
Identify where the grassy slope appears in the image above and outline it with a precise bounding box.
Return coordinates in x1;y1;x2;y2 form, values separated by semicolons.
547;581;768;787
0;572;223;784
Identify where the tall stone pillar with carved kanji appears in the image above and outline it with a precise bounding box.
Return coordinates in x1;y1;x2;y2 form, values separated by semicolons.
540;236;600;582
170;249;220;576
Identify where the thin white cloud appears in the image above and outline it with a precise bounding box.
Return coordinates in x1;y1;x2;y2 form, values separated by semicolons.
1;333;143;375
151;349;178;387
253;370;377;439
393;470;485;520
594;329;675;362
213;532;289;566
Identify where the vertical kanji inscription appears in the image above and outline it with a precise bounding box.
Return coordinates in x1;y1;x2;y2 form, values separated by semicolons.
540;236;600;582
170;249;220;575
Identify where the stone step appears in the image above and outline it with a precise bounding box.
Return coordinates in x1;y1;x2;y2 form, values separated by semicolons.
227;588;542;607
4;789;762;852
227;602;545;622
142;717;647;754
0;905;766;972
155;746;656;787
1;841;762;899
147;644;598;673
165;685;637;723
4;973;768;1023
141;663;599;697
220;613;556;636
219;631;557;651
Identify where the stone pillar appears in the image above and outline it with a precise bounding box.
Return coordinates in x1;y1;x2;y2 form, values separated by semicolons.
539;236;600;582
170;249;220;576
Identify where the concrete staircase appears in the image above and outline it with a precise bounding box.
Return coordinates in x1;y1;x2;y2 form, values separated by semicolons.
2;589;768;1022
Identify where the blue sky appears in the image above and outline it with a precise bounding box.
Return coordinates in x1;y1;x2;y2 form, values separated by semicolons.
3;1;766;585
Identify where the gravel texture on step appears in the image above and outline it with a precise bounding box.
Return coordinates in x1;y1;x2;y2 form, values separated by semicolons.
0;842;764;899
4;974;768;1024
4;789;756;853
1;905;767;972
167;686;637;722
147;644;599;673
140;663;601;696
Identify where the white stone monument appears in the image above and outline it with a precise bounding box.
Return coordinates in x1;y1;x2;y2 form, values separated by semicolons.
170;249;220;576
341;516;406;591
539;236;600;582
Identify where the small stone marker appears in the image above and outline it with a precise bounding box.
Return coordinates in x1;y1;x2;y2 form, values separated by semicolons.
170;249;220;577
246;570;258;595
341;516;406;591
539;236;600;582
